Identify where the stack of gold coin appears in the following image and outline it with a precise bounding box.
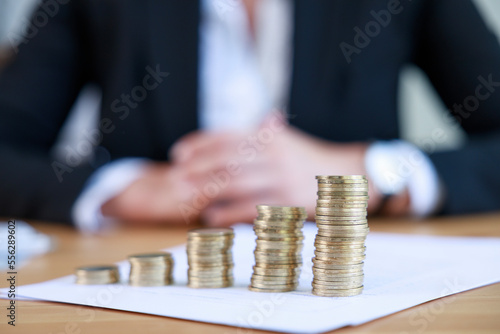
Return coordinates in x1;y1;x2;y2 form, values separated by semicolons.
128;252;174;286
249;205;307;293
187;228;234;288
75;265;119;285
312;175;369;297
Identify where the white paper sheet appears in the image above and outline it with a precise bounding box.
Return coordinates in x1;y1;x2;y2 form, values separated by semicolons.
2;223;500;333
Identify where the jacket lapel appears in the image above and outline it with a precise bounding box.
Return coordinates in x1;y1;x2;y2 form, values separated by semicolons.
145;0;200;157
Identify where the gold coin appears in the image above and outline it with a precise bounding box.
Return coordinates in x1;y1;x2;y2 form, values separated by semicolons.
314;250;365;258
317;187;368;193
251;275;298;283
315;209;367;215
316;175;366;180
315;222;368;228
317;194;369;200
315;224;369;230
316;203;367;210
128;279;173;287
316;179;367;184
188;258;234;268
315;231;369;238
317;191;369;197
253;263;303;270
254;247;301;253
314;244;366;252
316;197;369;202
248;286;295;293
186;251;232;257
254;252;302;259
313;274;364;282
187;243;233;250
315;213;367;219
254;259;302;266
317;182;368;188
253;225;303;231
250;282;298;289
254;250;300;257
188;228;234;238
188;282;233;289
256;239;303;246
75;265;119;285
188;276;233;283
315;205;367;211
187;257;233;264
312;260;364;270
252;267;301;276
315;208;367;215
314;240;365;247
128;252;172;260
257;236;304;242
312;286;363;297
312;268;364;276
315;235;366;242
316;232;368;239
315;215;369;221
312;280;363;288
313;250;366;258
316;228;369;235
254;221;304;228
255;228;303;236
312;255;365;263
188;267;233;277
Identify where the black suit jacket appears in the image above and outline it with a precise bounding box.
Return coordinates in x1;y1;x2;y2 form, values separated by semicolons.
1;0;499;223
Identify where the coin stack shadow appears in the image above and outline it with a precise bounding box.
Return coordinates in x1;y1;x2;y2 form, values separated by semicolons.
312;175;369;297
187;228;235;288
128;252;174;286
75;265;120;285
249;205;307;293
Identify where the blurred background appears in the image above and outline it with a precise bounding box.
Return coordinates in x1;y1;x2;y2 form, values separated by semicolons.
0;0;499;160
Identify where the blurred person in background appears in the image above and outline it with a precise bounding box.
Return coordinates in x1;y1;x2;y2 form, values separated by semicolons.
0;0;499;232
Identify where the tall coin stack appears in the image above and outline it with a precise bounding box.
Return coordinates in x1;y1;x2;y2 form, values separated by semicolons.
128;252;174;286
312;175;369;297
249;205;307;293
187;228;234;288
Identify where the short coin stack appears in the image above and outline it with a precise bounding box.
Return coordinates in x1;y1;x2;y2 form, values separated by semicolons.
75;265;120;285
250;205;307;293
187;228;234;288
312;175;369;297
128;252;174;286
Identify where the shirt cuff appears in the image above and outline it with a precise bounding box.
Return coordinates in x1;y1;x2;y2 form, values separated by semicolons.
71;158;147;233
365;140;443;217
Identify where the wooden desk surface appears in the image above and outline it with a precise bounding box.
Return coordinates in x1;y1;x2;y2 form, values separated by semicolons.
2;213;500;334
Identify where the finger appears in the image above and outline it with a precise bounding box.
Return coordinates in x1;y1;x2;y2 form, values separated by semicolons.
180;149;269;183
201;198;264;227
170;130;244;163
179;141;238;175
206;173;278;203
